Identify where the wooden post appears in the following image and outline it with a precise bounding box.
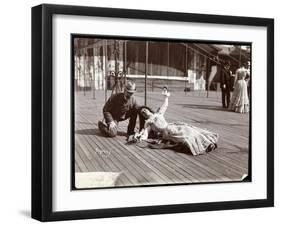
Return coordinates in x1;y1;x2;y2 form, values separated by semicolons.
104;40;108;102
124;41;127;81
92;47;96;99
206;55;209;98
145;41;148;106
77;55;81;92
185;43;188;95
114;40;119;93
83;53;86;96
167;42;170;77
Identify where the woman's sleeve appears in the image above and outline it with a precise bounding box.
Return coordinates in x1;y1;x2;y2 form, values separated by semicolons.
139;122;151;140
157;96;169;115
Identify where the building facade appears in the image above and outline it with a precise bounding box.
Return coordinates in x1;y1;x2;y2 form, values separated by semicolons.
74;38;250;93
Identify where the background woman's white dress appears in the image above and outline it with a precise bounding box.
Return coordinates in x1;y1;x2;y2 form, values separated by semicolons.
229;70;249;113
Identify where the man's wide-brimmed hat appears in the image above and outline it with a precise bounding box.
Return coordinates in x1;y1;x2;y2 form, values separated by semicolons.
125;80;136;93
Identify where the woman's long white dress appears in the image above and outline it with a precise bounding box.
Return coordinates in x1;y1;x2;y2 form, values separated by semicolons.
228;72;249;113
140;97;219;155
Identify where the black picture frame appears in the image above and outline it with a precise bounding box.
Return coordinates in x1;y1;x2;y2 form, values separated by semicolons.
31;4;274;222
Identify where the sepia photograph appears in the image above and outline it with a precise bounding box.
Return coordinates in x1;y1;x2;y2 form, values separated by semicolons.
72;36;251;189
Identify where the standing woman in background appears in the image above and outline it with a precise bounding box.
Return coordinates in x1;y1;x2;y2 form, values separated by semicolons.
228;68;249;113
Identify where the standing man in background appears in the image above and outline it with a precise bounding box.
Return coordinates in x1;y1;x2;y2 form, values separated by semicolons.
220;61;232;108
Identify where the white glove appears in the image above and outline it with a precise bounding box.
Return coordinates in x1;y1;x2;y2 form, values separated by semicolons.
133;132;140;139
162;89;170;97
109;121;117;130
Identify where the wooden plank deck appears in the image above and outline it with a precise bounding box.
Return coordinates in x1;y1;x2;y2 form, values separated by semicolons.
74;90;250;187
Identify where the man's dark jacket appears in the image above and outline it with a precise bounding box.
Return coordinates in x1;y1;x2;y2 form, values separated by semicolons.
220;67;232;90
103;93;140;135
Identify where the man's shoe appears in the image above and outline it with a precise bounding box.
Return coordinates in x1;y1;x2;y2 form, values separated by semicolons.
98;121;108;134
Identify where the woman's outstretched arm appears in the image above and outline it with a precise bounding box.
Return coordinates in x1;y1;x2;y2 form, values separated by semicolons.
157;90;170;115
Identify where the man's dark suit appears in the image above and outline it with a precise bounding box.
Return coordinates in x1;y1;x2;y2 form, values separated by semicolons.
98;93;140;137
220;66;232;108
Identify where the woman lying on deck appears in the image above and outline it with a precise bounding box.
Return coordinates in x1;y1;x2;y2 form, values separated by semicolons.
135;88;219;156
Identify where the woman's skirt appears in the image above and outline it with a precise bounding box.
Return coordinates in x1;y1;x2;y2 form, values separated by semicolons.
164;122;219;155
229;80;249;113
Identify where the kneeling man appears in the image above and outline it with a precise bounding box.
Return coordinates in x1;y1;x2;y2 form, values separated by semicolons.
98;80;140;137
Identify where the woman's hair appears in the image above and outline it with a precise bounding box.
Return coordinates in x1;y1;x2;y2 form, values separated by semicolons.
138;106;155;130
139;106;154;115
